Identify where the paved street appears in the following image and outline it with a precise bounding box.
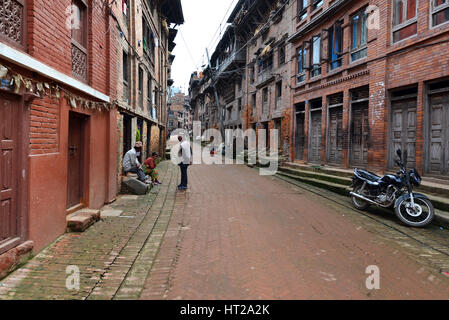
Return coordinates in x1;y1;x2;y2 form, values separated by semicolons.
1;160;449;299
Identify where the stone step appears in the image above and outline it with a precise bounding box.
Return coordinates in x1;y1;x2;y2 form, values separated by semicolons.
276;171;449;229
276;169;449;218
67;208;101;232
277;171;351;196
283;162;449;198
278;166;352;186
283;162;354;178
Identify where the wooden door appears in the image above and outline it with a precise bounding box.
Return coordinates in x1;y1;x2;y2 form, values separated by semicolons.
0;94;20;254
327;106;343;165
350;103;369;167
389;98;417;169
428;92;449;175
67;113;85;209
295;112;305;160
309;110;322;163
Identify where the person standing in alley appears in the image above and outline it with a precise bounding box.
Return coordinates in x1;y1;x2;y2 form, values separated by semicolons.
177;134;192;190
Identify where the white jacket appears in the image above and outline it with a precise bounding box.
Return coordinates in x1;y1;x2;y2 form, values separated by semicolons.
123;148;141;172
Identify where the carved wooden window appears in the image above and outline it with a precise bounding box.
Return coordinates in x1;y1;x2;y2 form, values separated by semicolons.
71;0;88;81
0;0;26;49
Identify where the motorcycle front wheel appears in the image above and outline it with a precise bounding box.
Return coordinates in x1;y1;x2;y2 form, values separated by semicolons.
351;185;371;211
395;197;435;227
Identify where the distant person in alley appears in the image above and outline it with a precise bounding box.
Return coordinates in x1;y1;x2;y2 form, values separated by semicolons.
177;134;192;190
123;141;149;184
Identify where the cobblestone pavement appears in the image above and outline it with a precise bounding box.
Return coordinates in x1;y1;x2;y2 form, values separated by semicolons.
1;160;449;300
0;160;178;300
140;162;449;300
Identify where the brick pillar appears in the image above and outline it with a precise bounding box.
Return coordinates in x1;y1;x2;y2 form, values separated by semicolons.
416;81;424;174
321;98;327;165
342;90;350;168
368;59;388;173
304;100;310;163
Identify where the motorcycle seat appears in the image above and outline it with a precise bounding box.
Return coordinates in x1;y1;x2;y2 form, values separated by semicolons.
354;169;381;186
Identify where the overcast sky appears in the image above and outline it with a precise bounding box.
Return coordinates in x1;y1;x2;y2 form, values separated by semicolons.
170;0;237;94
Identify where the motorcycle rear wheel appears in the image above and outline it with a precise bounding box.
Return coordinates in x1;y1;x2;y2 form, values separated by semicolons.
395;197;434;227
351;185;371;211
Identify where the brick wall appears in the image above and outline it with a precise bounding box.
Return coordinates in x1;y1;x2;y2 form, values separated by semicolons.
29;95;60;155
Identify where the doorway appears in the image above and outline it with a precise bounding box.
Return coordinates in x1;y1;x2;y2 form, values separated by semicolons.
0;93;24;254
67;112;86;210
295;103;305;160
427;80;449;176
308;99;322;164
350;87;369;168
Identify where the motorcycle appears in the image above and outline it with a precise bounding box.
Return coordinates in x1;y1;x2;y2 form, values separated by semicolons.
350;149;434;227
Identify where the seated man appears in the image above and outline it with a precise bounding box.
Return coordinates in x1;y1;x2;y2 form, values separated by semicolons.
144;152;162;185
123;141;149;184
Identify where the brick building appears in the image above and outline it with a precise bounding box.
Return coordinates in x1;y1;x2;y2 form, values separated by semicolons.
289;0;449;177
0;0;118;272
167;92;191;134
114;0;183;189
231;0;293;155
190;0;449;179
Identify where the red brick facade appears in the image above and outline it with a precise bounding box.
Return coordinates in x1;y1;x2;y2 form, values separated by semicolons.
0;0;118;264
290;0;449;176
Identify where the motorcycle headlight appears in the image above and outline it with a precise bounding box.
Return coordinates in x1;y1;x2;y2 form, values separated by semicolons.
410;170;421;186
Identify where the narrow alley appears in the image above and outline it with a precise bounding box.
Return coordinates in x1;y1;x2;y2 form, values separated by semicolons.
2;160;448;299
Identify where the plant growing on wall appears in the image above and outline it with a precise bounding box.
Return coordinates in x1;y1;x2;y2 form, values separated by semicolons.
136;128;141;142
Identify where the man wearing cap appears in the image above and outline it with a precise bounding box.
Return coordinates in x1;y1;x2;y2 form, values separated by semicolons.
123;141;149;183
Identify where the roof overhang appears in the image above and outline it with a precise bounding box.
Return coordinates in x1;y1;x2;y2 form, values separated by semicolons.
161;0;184;25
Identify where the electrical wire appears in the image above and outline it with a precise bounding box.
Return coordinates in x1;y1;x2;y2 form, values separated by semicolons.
178;28;200;70
206;0;239;55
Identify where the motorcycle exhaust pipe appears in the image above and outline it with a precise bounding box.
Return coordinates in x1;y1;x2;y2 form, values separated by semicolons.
350;192;378;206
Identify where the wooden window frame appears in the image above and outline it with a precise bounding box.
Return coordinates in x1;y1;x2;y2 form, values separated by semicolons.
431;0;449;27
71;0;89;82
391;0;418;43
297;0;308;21
328;20;343;71
278;43;286;66
312;0;323;11
309;35;322;78
297;45;307;83
350;9;368;62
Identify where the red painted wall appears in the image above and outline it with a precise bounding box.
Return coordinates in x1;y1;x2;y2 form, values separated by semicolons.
13;0;119;252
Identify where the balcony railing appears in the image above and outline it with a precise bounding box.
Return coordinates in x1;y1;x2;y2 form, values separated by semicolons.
216;47;245;78
257;68;274;86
